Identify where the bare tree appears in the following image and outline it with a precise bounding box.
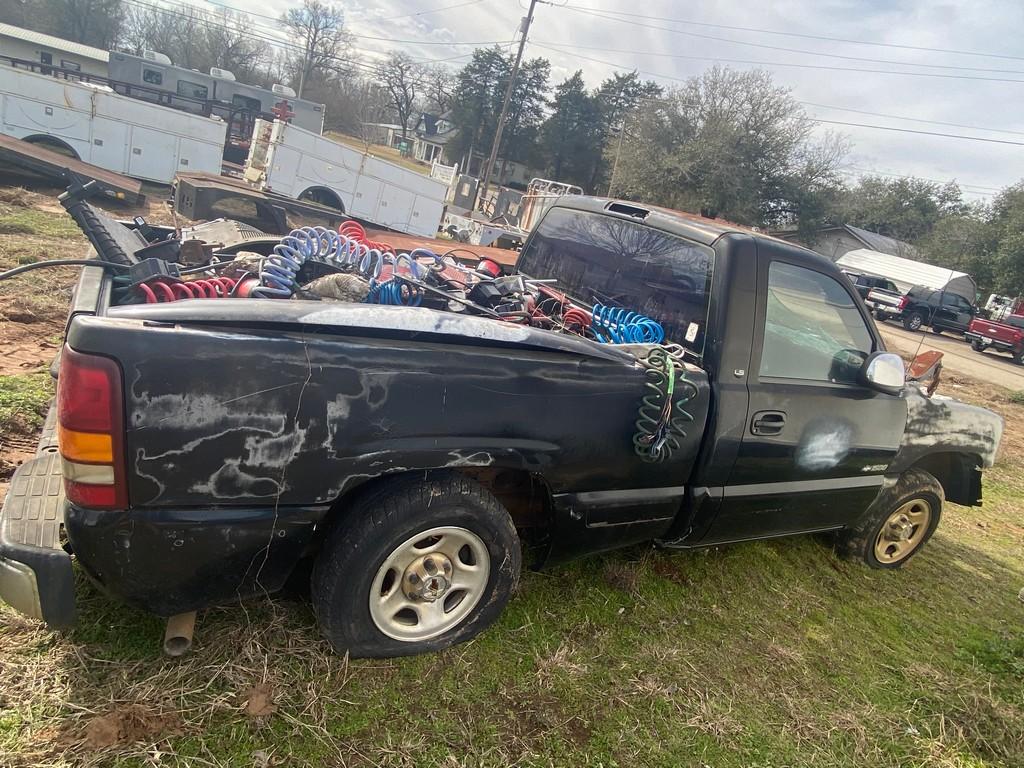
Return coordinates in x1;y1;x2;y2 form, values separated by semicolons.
379;52;422;139
422;64;456;115
43;0;123;49
281;0;351;98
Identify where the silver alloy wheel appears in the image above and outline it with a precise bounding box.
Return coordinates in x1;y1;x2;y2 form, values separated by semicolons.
368;526;490;642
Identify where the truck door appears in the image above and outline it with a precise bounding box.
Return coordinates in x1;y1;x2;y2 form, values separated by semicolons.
704;253;907;543
936;293;973;332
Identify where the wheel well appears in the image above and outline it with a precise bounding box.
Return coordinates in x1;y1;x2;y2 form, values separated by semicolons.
298;186;345;212
908;452;982;507
21;134;80;160
314;468;555;552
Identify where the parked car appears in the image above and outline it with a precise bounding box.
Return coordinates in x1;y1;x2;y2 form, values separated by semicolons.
965;314;1024;364
872;285;978;334
0;195;1004;659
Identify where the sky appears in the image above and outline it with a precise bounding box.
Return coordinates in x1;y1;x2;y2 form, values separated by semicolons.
203;0;1024;202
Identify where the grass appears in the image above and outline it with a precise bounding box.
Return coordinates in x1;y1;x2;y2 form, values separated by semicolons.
1009;391;1024;405
0;205;83;240
325;131;434;176
0;185;1022;767
0;372;53;433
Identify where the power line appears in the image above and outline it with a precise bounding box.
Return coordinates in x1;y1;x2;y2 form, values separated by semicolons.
131;0;507;47
557;3;1024;63
204;0;486;25
841;167;1000;194
801;102;1024;138
814;119;1024;147
370;0;488;23
531;39;1024;83
121;0;498;81
532;42;1024;148
557;6;1024;75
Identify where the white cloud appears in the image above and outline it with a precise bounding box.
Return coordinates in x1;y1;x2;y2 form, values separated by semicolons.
243;0;1024;196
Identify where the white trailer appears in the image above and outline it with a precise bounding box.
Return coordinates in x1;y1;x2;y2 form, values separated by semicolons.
0;65;226;184
243;119;448;238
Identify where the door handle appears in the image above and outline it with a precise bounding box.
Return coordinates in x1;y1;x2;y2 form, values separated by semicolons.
751;410;786;436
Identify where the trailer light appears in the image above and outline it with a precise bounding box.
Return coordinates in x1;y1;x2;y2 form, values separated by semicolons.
56;347;128;510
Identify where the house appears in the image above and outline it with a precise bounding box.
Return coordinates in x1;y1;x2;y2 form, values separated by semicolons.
0;23;109;79
780;224;920;262
369;112;457;165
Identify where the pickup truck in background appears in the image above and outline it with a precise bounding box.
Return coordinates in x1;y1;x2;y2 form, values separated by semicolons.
965;314;1024;364
869;285;978;334
843;271;900;300
0;194;1004;659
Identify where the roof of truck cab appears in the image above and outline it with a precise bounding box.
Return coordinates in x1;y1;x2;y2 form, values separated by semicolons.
553;196;818;253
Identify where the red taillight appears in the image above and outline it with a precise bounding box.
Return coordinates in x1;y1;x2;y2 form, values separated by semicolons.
57;347;128;510
898;296;909;310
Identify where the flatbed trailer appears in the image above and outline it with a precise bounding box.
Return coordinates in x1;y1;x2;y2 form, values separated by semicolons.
173;171;347;234
0;133;144;205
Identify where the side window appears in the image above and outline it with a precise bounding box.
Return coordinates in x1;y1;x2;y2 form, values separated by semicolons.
941;293;958;307
761;262;874;384
143;68;163;86
177;80;209;99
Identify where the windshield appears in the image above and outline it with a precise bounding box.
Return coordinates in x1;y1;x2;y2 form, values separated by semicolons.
516;207;715;354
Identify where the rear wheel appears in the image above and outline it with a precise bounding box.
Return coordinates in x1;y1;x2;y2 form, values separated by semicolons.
1014;347;1024;365
970;340;985;352
312;471;521;657
903;312;924;332
836;469;943;569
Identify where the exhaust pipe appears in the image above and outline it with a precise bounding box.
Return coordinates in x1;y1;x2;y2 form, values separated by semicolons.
163;611;196;657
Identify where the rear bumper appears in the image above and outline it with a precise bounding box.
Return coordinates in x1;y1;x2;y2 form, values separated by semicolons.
0;408;76;628
965;331;1016;353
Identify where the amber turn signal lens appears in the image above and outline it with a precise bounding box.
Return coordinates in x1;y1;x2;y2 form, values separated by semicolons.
58;424;113;464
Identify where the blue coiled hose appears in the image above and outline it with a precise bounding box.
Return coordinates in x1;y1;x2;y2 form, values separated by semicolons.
362;249;435;307
591;304;665;344
366;278;423;306
253;226;387;298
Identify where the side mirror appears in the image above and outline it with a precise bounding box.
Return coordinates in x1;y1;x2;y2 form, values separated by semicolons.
859;351;905;395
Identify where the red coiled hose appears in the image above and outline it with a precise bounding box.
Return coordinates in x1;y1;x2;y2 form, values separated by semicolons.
139;277;239;303
338;220;395;254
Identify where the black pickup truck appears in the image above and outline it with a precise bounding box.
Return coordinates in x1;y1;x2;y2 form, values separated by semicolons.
0;195;1003;658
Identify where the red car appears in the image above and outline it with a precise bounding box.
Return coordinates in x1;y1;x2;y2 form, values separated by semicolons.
965;314;1024;364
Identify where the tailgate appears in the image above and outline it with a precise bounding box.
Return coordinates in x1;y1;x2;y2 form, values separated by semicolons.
0;404;75;627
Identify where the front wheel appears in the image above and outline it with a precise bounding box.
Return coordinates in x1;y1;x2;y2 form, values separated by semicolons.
835;469;943;569
312;472;521;657
1014;347;1024;366
903;312;924;332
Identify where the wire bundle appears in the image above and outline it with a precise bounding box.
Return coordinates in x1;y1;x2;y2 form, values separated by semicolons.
633;345;698;463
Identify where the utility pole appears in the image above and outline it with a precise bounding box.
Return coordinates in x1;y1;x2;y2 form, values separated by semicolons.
477;0;539;212
606;121;626;198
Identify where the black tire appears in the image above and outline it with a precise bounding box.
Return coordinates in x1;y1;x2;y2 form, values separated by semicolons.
970;340;984;352
903;312;924;332
835;469;943;569
1014;348;1024;366
873;309;888;322
930;326;944;335
311;471;521;658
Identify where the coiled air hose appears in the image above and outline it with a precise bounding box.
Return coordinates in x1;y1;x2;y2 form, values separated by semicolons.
592;304;665;344
634;345;699;463
253;225;389;298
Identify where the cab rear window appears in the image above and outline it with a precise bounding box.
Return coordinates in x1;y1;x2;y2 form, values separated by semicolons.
516;207;715;354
